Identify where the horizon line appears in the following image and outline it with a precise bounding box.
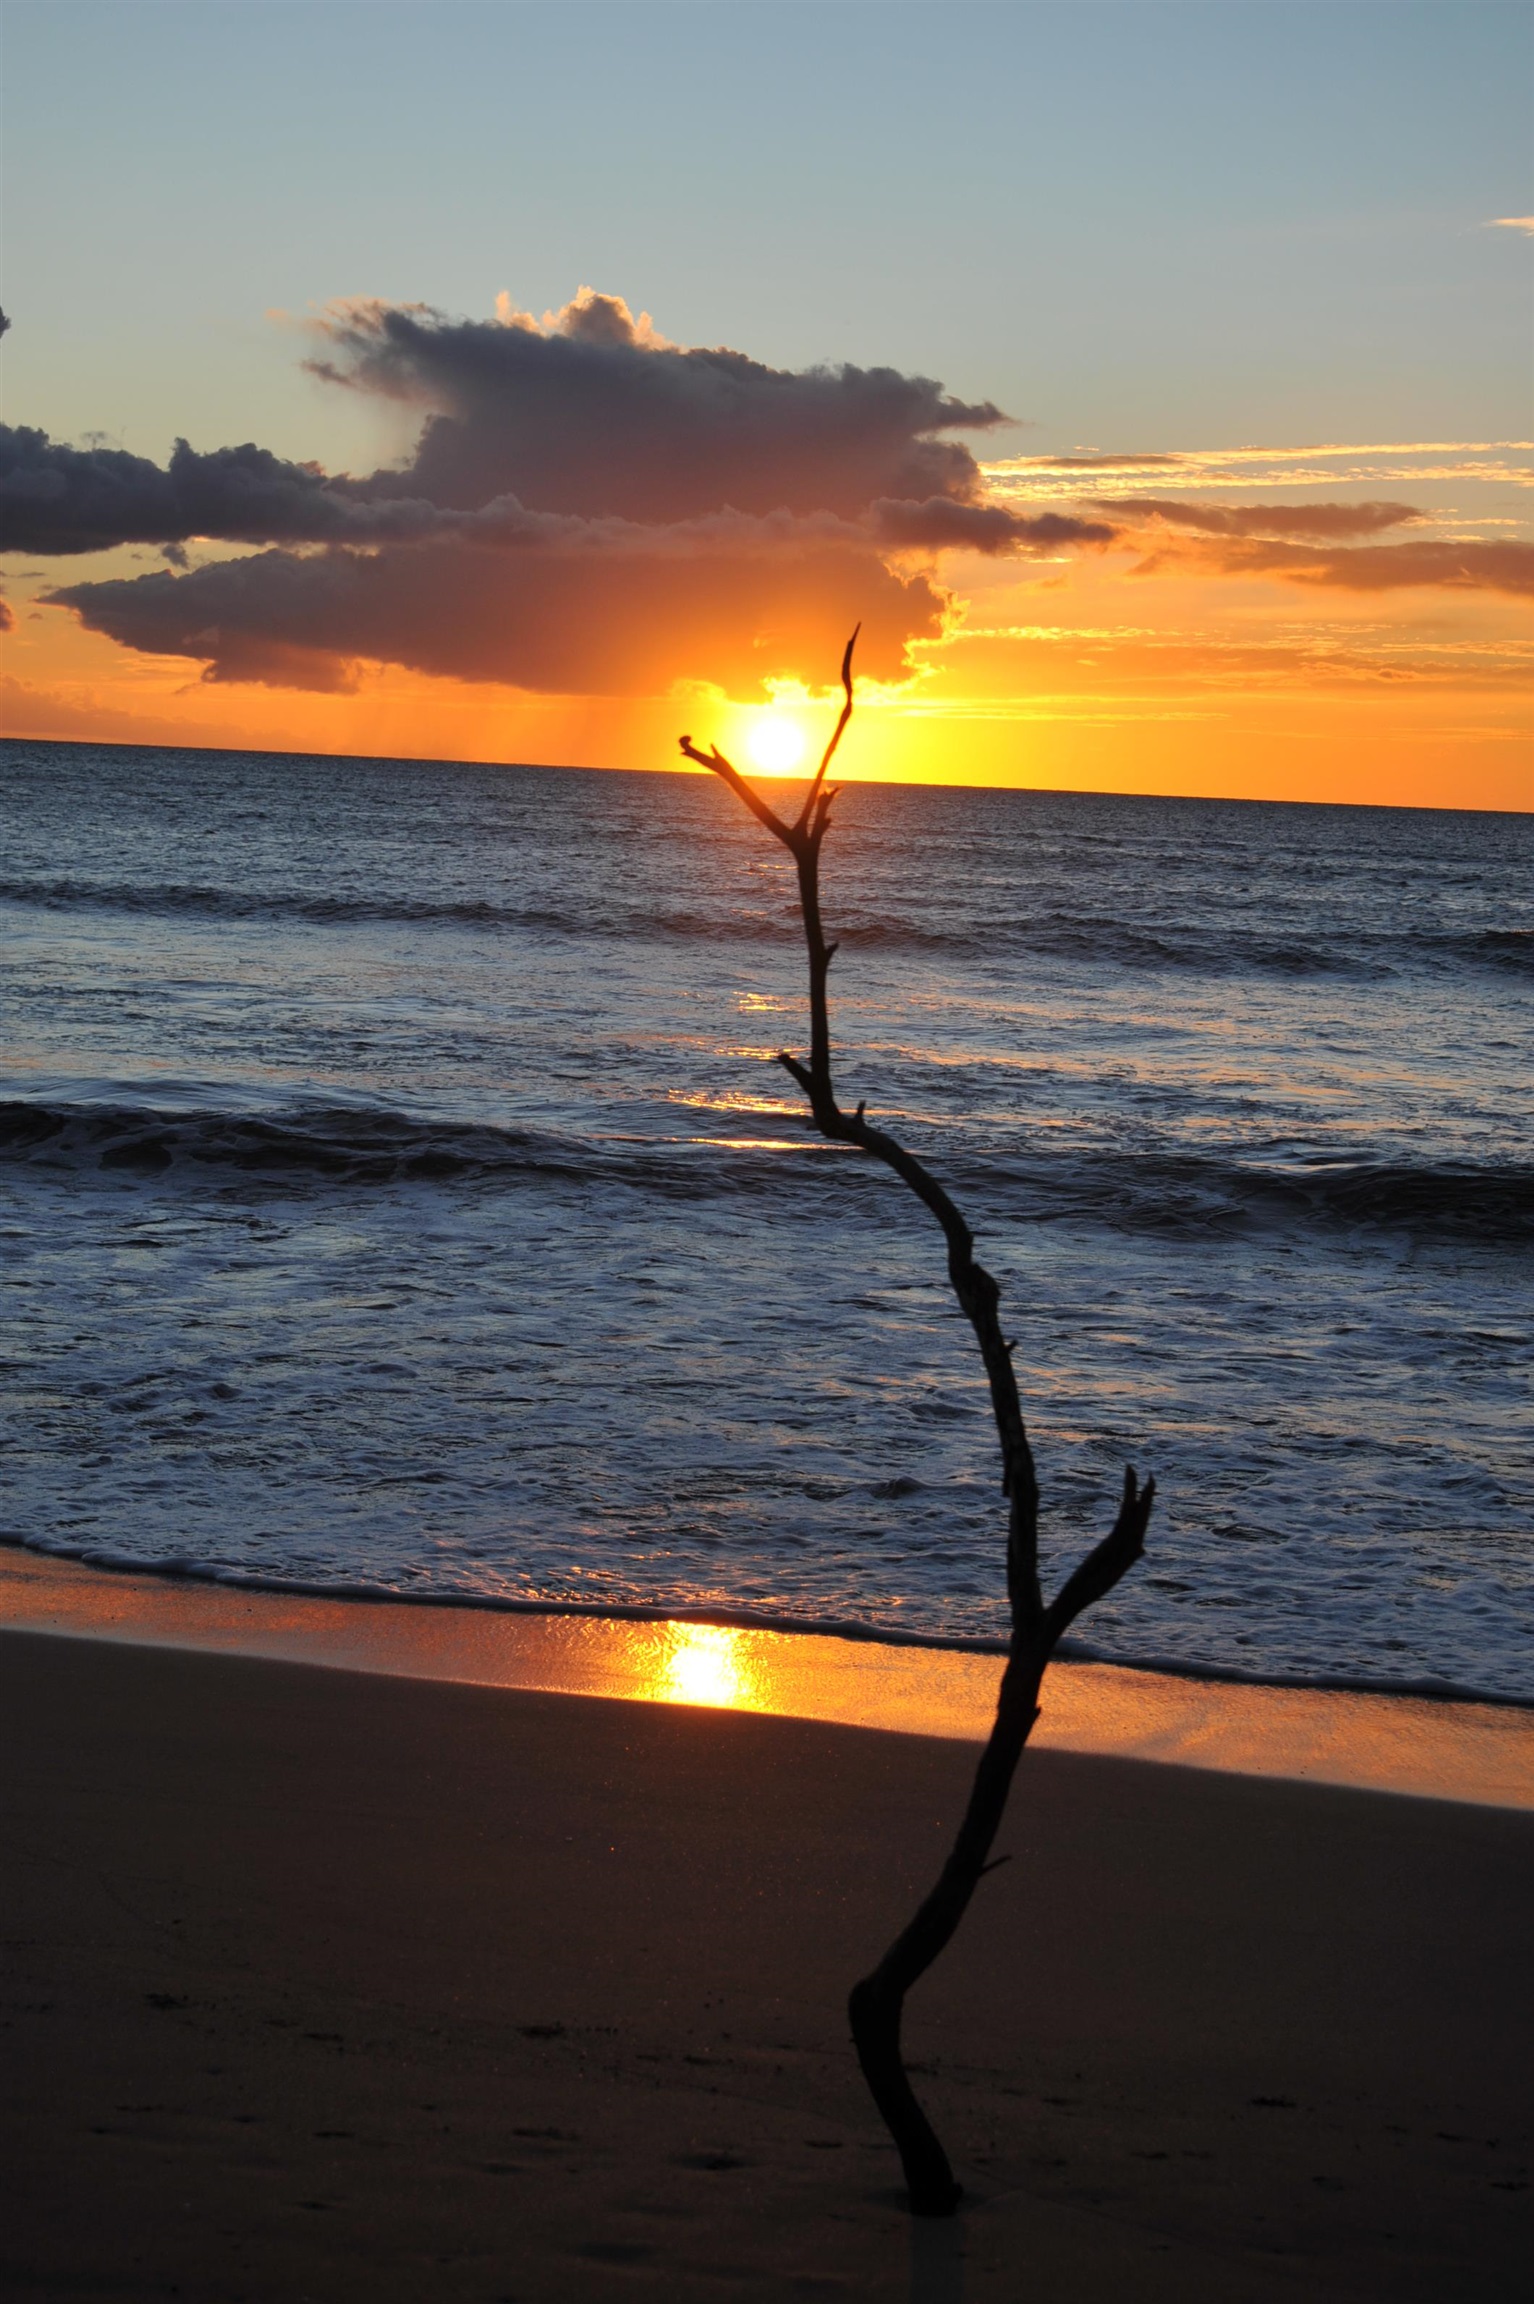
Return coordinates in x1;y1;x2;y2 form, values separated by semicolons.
3;728;1528;818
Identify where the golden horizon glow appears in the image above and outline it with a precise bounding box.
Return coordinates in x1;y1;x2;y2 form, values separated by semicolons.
4;524;1529;811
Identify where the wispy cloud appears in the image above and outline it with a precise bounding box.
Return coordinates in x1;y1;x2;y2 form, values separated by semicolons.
985;441;1534;496
1091;499;1422;540
1131;534;1534;598
1485;216;1534;234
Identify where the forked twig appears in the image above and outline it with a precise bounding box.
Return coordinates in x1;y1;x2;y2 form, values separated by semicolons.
680;638;1154;2215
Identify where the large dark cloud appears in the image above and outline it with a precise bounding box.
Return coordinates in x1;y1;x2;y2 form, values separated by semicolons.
16;287;1116;696
48;485;1122;696
51;532;946;695
4;288;1019;562
313;288;1010;522
2;286;1013;562
1100;498;1423;541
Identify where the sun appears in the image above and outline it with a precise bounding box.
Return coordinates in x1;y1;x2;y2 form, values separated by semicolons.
744;712;807;775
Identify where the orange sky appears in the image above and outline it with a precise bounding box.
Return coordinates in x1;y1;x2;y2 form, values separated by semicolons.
7;502;1527;812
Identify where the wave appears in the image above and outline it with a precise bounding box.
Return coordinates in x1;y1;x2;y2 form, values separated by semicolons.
3;873;1526;982
987;1146;1534;1244
0;874;628;935
1435;928;1534;975
3;1530;1529;1712
0;1096;664;1190
3;1094;1530;1243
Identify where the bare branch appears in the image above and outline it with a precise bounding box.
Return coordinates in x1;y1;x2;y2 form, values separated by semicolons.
679;637;1153;2218
677;735;797;847
793;622;859;835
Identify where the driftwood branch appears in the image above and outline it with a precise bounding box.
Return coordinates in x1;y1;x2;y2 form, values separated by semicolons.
680;638;1154;2216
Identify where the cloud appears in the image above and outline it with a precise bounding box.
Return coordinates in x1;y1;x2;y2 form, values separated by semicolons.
22;289;1530;704
3;281;1017;562
0;591;12;631
1007;453;1184;473
0;425;470;557
1096;498;1422;540
985;439;1534;498
1139;535;1534;597
867;497;1117;555
924;622;1534;695
306;287;1012;522
1486;217;1534;234
23;288;1122;696
50;533;947;695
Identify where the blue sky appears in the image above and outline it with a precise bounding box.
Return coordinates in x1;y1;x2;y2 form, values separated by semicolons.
4;2;1528;467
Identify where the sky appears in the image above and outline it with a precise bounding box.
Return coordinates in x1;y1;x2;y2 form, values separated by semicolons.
1;0;1529;808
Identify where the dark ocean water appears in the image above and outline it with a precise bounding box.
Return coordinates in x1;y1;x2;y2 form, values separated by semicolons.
2;737;1530;1697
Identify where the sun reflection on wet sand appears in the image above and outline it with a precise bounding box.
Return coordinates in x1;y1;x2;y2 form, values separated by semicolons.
1;1547;1530;1808
653;1621;759;1710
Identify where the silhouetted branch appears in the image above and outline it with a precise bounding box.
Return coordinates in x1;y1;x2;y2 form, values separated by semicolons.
679;636;1153;2216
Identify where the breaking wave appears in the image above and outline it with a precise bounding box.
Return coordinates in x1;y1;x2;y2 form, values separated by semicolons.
4;1094;1529;1243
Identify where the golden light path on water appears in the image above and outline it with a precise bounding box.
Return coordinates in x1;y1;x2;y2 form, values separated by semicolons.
1;1547;1530;1811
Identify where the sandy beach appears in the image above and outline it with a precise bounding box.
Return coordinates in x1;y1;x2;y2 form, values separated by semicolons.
4;1618;1530;2302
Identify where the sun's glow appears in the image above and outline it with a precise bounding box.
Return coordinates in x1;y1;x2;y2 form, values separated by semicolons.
744;713;807;775
655;1623;755;1710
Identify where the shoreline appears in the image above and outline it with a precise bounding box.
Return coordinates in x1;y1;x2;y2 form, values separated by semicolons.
8;1532;1530;1712
4;1542;1530;1810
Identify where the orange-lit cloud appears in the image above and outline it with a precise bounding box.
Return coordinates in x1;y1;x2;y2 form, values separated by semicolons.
985;440;1534;497
1093;498;1423;540
49;532;947;694
1127;533;1534;597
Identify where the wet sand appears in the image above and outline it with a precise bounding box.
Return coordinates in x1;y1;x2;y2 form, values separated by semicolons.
3;1625;1530;2302
3;1543;1530;1808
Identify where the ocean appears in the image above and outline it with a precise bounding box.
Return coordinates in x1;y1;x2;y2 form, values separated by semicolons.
2;737;1530;1700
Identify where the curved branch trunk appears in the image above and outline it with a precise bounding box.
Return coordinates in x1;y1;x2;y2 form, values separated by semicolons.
679;636;1153;2214
850;1643;1047;2212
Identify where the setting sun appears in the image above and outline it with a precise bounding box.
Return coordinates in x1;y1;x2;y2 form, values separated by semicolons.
744;713;807;776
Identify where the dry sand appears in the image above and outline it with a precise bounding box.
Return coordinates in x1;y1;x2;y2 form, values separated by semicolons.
3;1627;1530;2302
